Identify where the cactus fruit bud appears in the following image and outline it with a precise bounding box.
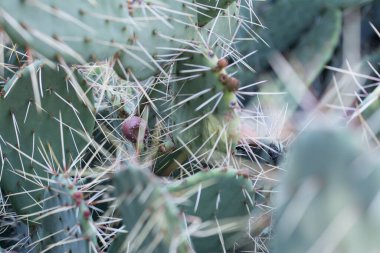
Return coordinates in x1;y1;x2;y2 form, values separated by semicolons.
236;169;250;178
226;77;240;91
220;73;229;83
217;58;229;70
83;209;91;220
121;116;148;143
72;192;83;206
219;74;240;91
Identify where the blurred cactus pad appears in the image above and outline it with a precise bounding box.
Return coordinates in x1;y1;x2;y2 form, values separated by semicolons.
273;127;380;253
1;0;380;252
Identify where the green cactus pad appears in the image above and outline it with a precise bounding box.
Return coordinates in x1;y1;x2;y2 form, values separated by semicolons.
273;127;380;253
38;175;97;253
0;0;205;80
148;46;241;174
111;162;191;253
288;8;342;85
238;0;321;73
238;0;372;74
199;2;240;56
172;47;240;161
0;62;95;216
256;8;342;113
0;1;122;63
168;169;255;253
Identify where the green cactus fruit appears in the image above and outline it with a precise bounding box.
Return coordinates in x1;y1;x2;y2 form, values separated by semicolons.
172;47;240;162
168;168;255;253
111;162;191;253
273;127;380;253
0;61;95;216
36;175;97;253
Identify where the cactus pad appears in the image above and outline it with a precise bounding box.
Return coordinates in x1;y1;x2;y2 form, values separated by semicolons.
38;175;97;253
168;169;255;253
0;0;203;80
273;127;380;253
0;62;95;216
172;48;241;162
112;162;190;253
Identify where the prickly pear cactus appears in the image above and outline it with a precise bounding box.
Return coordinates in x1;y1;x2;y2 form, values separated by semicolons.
0;0;239;80
0;62;95;216
111;162;191;253
0;1;275;252
37;174;98;253
168;169;255;253
172;47;241;162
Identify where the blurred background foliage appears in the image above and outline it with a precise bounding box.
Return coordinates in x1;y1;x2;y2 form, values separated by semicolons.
234;0;380;138
233;0;380;252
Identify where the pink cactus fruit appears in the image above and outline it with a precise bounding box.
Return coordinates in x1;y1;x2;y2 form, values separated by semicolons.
121;116;149;143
